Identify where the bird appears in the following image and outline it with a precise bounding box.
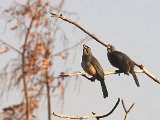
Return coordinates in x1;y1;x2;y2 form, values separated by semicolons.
107;44;140;87
81;44;108;98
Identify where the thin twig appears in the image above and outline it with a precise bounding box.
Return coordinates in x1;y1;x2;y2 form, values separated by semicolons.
50;13;108;48
0;38;22;54
53;36;89;57
121;100;135;120
92;112;99;120
52;98;120;119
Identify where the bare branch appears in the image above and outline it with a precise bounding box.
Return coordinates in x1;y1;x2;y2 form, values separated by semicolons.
50;13;108;48
50;13;160;85
135;64;160;84
141;67;160;84
59;68;160;84
45;67;52;120
121;100;127;113
121;100;135;120
52;98;120;119
21;15;35;120
97;98;120;119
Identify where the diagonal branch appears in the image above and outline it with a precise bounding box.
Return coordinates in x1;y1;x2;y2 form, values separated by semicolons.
134;64;160;84
0;38;22;55
50;13;160;85
52;98;120;119
121;100;135;120
51;13;108;48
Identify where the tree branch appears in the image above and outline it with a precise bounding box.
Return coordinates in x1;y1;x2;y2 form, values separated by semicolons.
121;100;135;120
136;65;160;84
50;13;108;48
45;67;52;120
59;68;160;85
52;98;120;119
50;13;160;85
21;15;35;120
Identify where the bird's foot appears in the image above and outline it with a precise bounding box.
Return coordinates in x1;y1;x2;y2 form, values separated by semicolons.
138;64;144;69
124;72;129;76
115;70;123;76
82;74;95;82
134;62;144;69
90;77;96;82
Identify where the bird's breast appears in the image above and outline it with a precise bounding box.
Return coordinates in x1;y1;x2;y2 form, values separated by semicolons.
108;55;118;67
81;61;97;76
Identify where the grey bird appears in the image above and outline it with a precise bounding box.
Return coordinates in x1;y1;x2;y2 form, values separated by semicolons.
107;44;140;87
81;44;108;98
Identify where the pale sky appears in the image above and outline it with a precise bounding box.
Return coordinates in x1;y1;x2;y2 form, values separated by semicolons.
1;0;160;120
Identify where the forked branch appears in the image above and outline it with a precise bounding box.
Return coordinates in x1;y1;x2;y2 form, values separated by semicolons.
52;98;120;119
121;100;135;120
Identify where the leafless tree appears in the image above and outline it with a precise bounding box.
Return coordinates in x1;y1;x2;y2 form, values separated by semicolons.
0;0;84;120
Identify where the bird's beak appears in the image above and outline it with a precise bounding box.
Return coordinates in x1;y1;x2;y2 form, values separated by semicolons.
107;45;111;52
83;44;88;49
107;44;111;49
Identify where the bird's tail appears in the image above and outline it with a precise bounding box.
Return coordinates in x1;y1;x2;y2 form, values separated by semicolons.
100;80;108;98
131;71;140;87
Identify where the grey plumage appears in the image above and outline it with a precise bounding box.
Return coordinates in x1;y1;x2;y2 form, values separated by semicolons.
107;44;140;87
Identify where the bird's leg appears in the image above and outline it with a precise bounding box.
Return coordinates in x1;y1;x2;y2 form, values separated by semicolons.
124;72;129;76
134;62;143;69
82;74;95;82
115;69;123;76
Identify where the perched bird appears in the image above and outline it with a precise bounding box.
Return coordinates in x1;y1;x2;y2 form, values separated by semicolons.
107;44;140;87
81;44;108;98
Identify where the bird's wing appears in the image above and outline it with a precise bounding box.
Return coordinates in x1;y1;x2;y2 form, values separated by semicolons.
91;55;104;80
108;51;130;71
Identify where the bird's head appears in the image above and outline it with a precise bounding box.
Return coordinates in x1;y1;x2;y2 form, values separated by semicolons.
107;44;116;53
83;44;92;55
